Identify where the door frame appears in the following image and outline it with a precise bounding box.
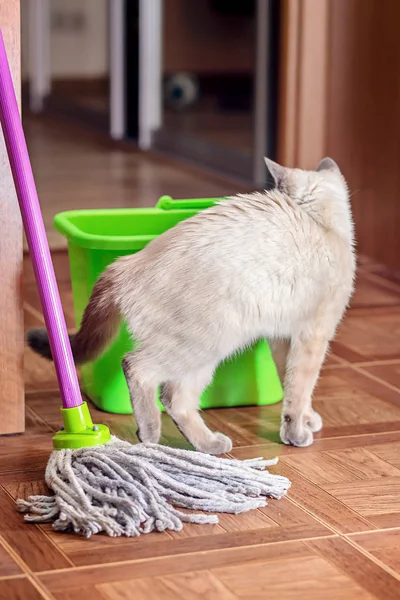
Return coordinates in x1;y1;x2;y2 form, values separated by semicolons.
277;0;330;169
27;0;51;112
138;0;162;149
110;0;126;139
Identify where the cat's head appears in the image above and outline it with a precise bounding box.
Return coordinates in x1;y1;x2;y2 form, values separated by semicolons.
264;156;348;205
264;156;353;242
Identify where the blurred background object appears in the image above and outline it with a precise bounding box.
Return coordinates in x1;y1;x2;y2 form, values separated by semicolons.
22;0;279;185
20;0;400;268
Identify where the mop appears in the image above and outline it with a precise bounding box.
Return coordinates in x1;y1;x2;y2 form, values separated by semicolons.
0;31;290;538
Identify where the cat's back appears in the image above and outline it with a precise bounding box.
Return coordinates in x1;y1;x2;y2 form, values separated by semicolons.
119;189;328;284
156;190;314;259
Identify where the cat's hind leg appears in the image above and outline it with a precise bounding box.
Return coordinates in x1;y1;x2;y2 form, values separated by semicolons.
160;366;232;455
122;351;161;444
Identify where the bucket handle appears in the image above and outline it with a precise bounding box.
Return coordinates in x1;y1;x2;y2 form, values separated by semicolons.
156;195;223;211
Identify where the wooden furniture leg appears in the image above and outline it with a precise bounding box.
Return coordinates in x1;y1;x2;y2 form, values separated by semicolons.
0;0;24;435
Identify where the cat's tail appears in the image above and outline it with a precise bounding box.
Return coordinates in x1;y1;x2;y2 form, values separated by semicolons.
27;269;121;366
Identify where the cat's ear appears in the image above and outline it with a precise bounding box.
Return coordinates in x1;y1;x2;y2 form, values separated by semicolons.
264;157;287;187
316;157;340;173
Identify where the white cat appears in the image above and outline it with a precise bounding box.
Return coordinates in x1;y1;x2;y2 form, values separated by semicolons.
28;157;355;453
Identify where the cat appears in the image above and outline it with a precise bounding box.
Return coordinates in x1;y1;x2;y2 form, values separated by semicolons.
28;157;355;453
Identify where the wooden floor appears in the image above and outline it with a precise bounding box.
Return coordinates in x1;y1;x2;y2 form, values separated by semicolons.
24;115;244;250
2;117;400;599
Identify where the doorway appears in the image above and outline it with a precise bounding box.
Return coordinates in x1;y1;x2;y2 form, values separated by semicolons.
151;0;280;184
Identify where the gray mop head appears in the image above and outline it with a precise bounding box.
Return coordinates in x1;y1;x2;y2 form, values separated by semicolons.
17;438;291;538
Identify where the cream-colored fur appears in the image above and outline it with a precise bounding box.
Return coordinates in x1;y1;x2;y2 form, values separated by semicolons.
28;157;355;452
110;156;355;451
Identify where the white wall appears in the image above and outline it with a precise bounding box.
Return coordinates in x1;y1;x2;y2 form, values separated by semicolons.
21;0;109;80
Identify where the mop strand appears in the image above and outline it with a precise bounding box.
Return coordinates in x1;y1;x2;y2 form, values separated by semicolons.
17;438;291;538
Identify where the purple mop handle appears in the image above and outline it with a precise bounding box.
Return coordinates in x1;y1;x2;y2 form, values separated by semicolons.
0;31;82;409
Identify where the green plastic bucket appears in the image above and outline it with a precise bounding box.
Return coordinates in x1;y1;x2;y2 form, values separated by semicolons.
54;196;283;414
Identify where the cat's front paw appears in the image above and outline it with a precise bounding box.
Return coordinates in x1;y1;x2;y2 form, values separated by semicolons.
280;416;314;447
